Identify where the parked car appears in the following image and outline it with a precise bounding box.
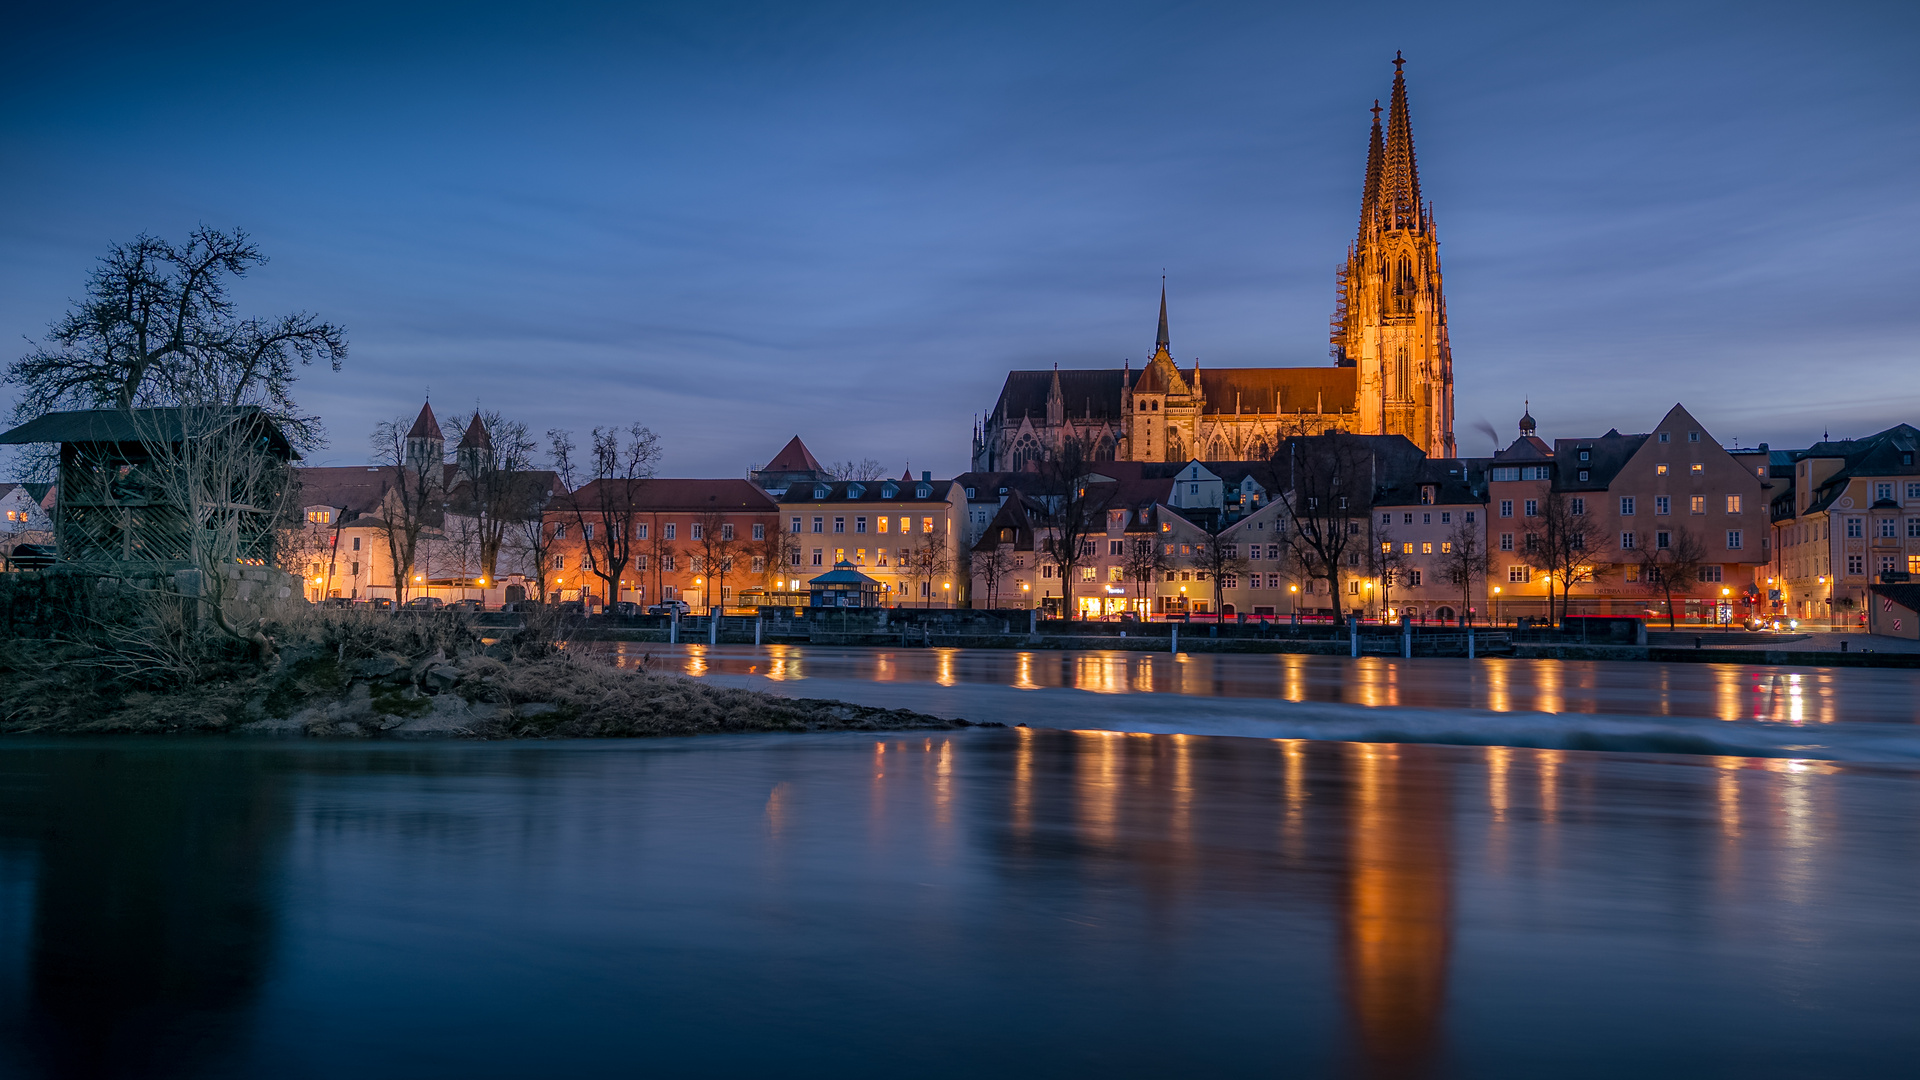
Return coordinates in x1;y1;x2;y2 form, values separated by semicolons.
611;601;644;618
404;596;444;611
500;600;544;614
555;600;587;617
647;600;692;616
318;597;355;609
364;597;394;610
446;598;483;613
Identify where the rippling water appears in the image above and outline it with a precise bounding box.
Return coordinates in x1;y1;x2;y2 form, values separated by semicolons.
0;733;1914;1078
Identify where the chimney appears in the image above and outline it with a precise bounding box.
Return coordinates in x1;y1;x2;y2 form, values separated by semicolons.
921;471;931;482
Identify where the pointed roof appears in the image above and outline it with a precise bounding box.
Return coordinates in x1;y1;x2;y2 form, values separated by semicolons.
1379;51;1424;233
1358;99;1384;242
763;436;823;474
1519;399;1536;436
1155;280;1170;352
406;401;441;441
457;412;491;450
900;467;913;482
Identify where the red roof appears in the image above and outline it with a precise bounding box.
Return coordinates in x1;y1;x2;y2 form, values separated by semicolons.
457;412;490;449
555;478;778;514
406;401;440;440
763;436;822;474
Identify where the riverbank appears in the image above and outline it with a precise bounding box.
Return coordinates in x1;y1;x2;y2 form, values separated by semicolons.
0;616;974;740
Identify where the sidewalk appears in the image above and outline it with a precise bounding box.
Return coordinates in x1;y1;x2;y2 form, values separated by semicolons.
1687;631;1920;654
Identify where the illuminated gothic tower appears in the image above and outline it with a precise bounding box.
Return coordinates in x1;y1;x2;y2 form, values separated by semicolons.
1332;54;1456;458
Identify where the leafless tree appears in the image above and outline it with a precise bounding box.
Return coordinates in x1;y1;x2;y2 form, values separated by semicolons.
507;513;557;603
1437;515;1492;625
693;509;744;611
970;543;1016;608
1037;435;1109;618
549;424;660;607
444;411;544;580
1122;533;1171;611
371;417;444;604
1273;435;1375;626
1520;492;1607;623
1192;517;1250;617
906;526;951;608
1637;524;1709;629
5;228;345;461
754;519;799;591
1370;522;1408;619
828;459;887;481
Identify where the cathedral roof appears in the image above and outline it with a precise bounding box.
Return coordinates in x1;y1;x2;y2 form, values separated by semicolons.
991;370;1127;421
1195;368;1358;415
1133;355;1189;396
457;412;491;450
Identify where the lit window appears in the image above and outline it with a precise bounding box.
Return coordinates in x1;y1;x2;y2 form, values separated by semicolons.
1691;463;1703;473
1691;496;1706;515
1421;542;1432;554
1440;542;1452;554
1726;495;1741;514
1656;464;1668;475
1401;542;1413;554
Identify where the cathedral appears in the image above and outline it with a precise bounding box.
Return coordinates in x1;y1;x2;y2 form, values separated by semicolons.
972;54;1456;471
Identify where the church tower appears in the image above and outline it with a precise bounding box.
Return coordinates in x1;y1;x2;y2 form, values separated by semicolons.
1331;53;1455;458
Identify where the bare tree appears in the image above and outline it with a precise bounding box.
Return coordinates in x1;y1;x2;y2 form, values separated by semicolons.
970;543;1016;608
507;513;557;603
754;519;799;592
1370;522;1408;619
445;411;543;580
5;228;345;458
549;424;660;607
1122;533;1171;612
828;459;887;481
1037;435;1109;619
1637;524;1709;629
1274;435;1375;626
1192;517;1250;617
906;526;951;608
371;417;444;604
1437;515;1491;625
1520;492;1606;623
693;509;743;611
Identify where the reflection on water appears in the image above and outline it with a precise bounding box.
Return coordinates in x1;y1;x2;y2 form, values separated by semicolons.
626;645;1918;727
0;736;1914;1077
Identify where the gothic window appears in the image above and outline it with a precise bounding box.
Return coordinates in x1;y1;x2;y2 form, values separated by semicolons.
1392;256;1415;314
1094;434;1116;462
1011;433;1043;473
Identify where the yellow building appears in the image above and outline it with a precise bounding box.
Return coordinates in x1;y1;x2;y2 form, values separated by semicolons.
1771;425;1920;628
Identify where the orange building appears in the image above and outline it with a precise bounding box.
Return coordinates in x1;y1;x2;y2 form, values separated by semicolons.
545;479;780;611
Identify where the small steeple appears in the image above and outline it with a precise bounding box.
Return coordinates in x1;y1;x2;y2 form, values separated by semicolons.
405;399;443;471
1155;278;1170;354
1358;100;1384;242
1519;399;1536;437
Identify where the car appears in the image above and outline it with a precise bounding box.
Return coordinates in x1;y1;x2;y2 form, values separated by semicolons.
364;597;394;610
555;600;587;616
318;597;355;609
611;601;644;618
500;600;544;614
445;599;484;613
404;597;445;610
647;600;692;616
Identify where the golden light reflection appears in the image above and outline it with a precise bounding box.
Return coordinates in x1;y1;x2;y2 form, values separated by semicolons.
1537;748;1561;824
1171;733;1193;846
766;781;790;841
934;738;954;829
936;648;957;687
874;653;896;683
1487;745;1510;823
1535;663;1563;714
683;645;708;678
1282;655;1307;703
1713;667;1742;723
1485;661;1511;714
1074;730;1121;849
1013;725;1034;837
1715;757;1740;839
1343;741;1450;1077
763;644;799;681
1012;651;1036;690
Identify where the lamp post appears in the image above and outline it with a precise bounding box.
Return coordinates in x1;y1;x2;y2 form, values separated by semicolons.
1492;585;1502;626
943;582;951;609
1720;585;1732;633
1363;579;1374;624
1818;574;1830;632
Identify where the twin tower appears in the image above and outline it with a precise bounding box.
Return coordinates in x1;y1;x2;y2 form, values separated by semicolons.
974;54;1456;471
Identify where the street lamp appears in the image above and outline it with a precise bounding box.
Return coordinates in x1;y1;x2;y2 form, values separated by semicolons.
1493;585;1502;626
1720;585;1732;632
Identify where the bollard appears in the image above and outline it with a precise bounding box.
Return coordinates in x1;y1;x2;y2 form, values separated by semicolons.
1403;625;1412;659
1841;640;1849;653
754;616;762;647
1467;627;1475;659
1350;622;1360;658
670;611;678;645
710;606;720;645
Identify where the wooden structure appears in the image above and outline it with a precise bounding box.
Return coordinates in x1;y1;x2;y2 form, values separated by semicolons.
0;408;295;572
807;561;882;608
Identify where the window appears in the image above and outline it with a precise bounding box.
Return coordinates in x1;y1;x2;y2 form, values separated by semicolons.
1656;531;1670;550
1440;542;1453;554
1250;544;1263;560
790;550;801;567
1621;531;1636;550
1578;471;1589;482
832;517;844;534
306;509;332;524
1875;483;1894;502
923;517;935;534
1500;500;1513;518
1688;431;1700;443
1381;513;1392;525
1846;517;1864;538
1404;513;1414;525
1878;518;1897;539
351;537;361;551
1508;565;1531;583
1268;573;1282;589
1524;500;1538;517
834;548;845;564
1221;574;1238;589
1408;570;1422;586
1491;467;1520;481
900;517;911;533
1655;496;1670;516
1578;450;1590;462
1401;542;1414;554
789;516;801;534
1727;530;1742;550
691;523;704;541
1110;540;1124;555
1465;512;1475;524
1697;565;1722;583
811;548;823;566
752;523;765;541
1525;533;1540;551
552;556;565;570
554;524;567;539
1659;432;1670;443
635;554;649;571
878;516;889;534
1725;495;1741;514
1909;518;1920;538
350;562;360;576
1690;496;1705;515
1380;541;1392;554
811;517;823;533
1421;542;1433;554
664;523;677;540
1266;544;1282;560
662;554;676;571
855;517;867;534
1422;513;1432;525
1569;498;1585;515
1847;554;1863;575
1908;483;1920;500
1500;532;1514;551
1441;512;1451;524
1348;580;1360;594
1656;464;1668;476
1522;466;1550;481
1620;497;1635;516
1080;566;1096;582
1690;463;1703;473
721;523;735;541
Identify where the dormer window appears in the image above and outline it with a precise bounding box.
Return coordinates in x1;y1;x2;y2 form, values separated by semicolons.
916;483;932;498
846;483;865;498
881;482;898;498
966;487;976;498
813;485;829;499
1578;450;1590;462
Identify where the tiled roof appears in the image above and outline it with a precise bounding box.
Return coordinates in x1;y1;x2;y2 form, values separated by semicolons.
406;402;440;441
1194;368;1358;415
762;436;823;474
557;478;778;513
1553;431;1649;492
991;370;1128;421
778;479;955;505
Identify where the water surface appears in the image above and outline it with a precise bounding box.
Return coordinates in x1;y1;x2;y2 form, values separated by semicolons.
0;733;1913;1078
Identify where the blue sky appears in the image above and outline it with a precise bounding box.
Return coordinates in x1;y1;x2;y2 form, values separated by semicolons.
3;0;1915;474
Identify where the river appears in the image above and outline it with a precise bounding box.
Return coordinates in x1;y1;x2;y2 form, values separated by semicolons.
0;649;1915;1076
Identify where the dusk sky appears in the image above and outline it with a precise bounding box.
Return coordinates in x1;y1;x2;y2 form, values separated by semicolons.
3;0;1915;476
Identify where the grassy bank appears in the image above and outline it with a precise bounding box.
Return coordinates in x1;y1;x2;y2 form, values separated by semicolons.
0;609;975;739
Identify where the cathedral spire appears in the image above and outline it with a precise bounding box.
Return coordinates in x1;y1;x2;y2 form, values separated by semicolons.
1359;100;1384;242
1155;278;1170;353
1380;51;1424;233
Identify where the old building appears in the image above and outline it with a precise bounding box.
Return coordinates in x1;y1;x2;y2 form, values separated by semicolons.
972;55;1455;473
545;478;780;611
778;473;964;607
1770;424;1920;626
